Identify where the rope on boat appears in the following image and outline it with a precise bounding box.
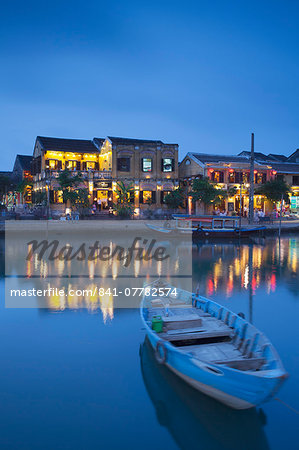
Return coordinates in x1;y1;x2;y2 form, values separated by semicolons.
274;397;299;415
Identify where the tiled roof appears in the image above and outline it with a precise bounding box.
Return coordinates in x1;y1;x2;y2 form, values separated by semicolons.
15;155;33;170
0;171;12;177
238;151;270;162
269;162;299;174
238;151;289;163
267;154;288;162
191;153;250;164
37;136;99;153
288;149;299;162
93;138;105;148
107;136;164;145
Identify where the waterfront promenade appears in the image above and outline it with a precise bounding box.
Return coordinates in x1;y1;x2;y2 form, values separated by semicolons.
1;218;299;234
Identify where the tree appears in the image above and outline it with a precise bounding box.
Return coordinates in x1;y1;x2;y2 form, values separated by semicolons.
56;169;89;209
113;181;135;218
191;177;227;213
256;179;291;204
0;174;13;201
16;179;33;203
227;186;238;198
33;191;47;205
164;188;185;210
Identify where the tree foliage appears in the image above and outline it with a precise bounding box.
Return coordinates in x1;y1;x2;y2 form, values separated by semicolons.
113;181;135;218
16;179;33;202
56;169;89;208
191;177;227;206
256;179;291;204
164;188;185;209
0;174;13;196
33;191;47;205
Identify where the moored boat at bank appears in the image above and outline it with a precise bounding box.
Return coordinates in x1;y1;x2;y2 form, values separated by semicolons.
140;280;288;409
146;215;266;239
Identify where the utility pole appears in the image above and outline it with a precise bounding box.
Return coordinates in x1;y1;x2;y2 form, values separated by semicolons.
239;183;242;234
248;133;255;224
278;192;283;239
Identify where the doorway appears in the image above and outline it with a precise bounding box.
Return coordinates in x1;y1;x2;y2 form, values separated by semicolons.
94;190;113;210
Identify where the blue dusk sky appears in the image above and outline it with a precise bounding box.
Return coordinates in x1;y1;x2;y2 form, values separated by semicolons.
1;0;298;170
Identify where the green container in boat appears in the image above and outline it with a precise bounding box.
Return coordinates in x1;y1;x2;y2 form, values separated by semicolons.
152;315;163;333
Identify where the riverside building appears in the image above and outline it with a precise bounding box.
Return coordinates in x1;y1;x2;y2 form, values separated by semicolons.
179;150;299;215
31;136;179;214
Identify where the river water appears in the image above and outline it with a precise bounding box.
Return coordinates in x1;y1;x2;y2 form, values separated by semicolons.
0;235;298;449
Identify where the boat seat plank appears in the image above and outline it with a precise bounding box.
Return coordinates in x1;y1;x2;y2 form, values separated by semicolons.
164;319;203;330
214;358;265;371
161;329;233;342
163;314;201;322
166;326;206;335
183;342;240;361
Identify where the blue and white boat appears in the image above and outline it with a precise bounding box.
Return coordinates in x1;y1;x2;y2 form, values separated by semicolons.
140;280;288;409
146;216;266;239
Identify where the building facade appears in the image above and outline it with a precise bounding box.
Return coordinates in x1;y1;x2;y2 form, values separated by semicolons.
31;136;179;214
179;151;299;215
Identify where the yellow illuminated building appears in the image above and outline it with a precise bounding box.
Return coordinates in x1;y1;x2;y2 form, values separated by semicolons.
31;135;179;213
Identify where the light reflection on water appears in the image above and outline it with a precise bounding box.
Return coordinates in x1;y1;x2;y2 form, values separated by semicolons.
22;236;298;318
193;237;298;300
6;233;192;311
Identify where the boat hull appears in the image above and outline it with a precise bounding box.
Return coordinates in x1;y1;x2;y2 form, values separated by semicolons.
193;227;266;240
167;364;253;409
144;326;285;410
146;223;266;239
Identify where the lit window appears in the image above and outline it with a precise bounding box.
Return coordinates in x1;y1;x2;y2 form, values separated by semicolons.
49;160;58;170
243;172;249;183
86;161;95;170
228;171;235;183
162;158;174;172
143;191;152;203
211;171;224;183
256;173;263;184
142;158;152;172
54;190;64;203
67;160;79;171
161;191;171;203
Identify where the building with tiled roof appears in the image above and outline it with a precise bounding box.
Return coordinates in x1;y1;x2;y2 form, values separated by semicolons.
179;150;299;215
35;136;99;154
31;135;179;213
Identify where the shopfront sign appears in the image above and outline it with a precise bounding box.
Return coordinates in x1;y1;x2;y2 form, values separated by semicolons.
290;196;299;210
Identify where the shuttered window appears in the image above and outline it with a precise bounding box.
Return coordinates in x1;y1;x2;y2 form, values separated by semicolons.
117;157;130;172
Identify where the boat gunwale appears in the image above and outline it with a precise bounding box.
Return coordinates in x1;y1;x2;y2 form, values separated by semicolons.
140;281;286;378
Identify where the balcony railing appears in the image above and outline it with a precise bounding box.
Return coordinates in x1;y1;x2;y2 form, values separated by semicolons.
36;169;112;181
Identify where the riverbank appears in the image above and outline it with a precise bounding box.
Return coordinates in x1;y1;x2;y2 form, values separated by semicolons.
1;219;299;234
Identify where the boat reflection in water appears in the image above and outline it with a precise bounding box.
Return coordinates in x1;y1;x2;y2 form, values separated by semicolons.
140;337;270;450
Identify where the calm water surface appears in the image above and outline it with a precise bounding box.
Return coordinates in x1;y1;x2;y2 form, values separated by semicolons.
0;236;298;449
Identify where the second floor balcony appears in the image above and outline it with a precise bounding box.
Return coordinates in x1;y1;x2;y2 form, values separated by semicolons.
34;169;112;182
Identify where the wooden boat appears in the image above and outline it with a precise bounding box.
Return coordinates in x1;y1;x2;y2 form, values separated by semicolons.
140;338;270;449
146;215;266;239
145;223;174;234
140;280;288;409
